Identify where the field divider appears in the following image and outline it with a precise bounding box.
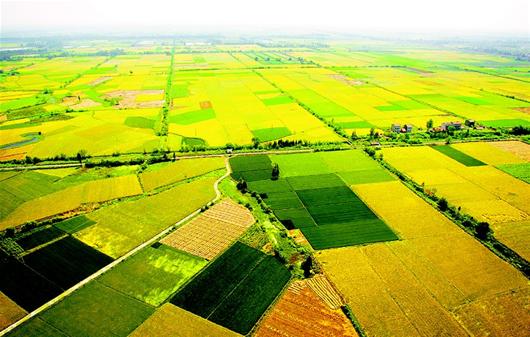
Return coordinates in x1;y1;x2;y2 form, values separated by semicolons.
0;157;231;336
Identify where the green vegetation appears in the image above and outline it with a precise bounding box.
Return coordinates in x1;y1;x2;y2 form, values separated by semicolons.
53;215;96;234
251;127;292;142
99;244;207;306
15;226;64;250
170;242;291;335
24;236;113;289
231;151;398;249
38;281;154;337
497;163;530;183
432;145;486;166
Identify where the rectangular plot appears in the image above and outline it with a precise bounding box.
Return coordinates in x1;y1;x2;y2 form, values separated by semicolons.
301;220;398;250
16;226;64;251
287;174;344;190
171;242;290;335
296;186;356;207
251;127;292;142
247;179;291;194
432;145;486;167
53;215;96;234
239;169;273;182
266;192;303;210
338;169;395;185
170;242;264;317
274;208;317;228
208;255;291;335
24;236;113;290
229;155;272;173
307;201;378;225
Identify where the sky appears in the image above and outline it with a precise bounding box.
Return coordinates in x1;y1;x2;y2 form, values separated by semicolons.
1;0;529;37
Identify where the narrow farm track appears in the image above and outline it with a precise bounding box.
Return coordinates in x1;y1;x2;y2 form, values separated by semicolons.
0;158;231;336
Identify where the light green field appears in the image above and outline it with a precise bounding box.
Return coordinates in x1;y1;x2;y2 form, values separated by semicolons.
98;244;207;306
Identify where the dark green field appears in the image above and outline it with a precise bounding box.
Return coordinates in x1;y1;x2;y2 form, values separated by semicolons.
170;242;290;334
230;151;398;249
0;250;62;311
53;215;96;234
24;236;113;289
432;145;486;166
16;226;64;251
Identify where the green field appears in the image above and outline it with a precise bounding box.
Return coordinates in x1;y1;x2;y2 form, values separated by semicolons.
170;242;291;334
36;282;154;337
231;150;398;249
99;244;207;306
497;163;530;183
432;145;486;166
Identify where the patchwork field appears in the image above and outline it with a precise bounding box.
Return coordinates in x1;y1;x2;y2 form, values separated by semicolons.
75;176;218;258
255;279;357;337
170;242;291;335
161;199;254;259
2;42;530;337
382;142;530;260
317;180;530;337
168;69;341;147
230;150;398;249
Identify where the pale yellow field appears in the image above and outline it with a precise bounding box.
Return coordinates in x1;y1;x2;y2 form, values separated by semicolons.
317;181;529;337
129;303;242;337
0;174;142;229
489;141;530;161
382;145;530;260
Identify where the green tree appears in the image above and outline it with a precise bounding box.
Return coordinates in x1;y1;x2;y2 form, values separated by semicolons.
475;222;490;240
426;119;433;129
271;163;280;180
437;197;448;212
301;256;313;278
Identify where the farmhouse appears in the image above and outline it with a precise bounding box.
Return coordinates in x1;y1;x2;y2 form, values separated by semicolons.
465;119;475;127
441;121;462;131
390;123;413;133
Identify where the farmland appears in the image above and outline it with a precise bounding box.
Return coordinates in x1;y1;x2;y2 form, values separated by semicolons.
161;199;255;259
255;280;357;337
317;180;530;337
230;150;398;249
170;242;291;335
1;38;530;337
129;303;242;337
382;142;530;260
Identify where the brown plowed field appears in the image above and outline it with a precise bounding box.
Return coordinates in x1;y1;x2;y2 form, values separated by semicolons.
0;292;26;330
254;280;358;337
160;199;254;260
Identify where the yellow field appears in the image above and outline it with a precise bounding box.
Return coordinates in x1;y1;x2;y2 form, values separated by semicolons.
168;69;341;146
140;157;224;192
490;141;530;161
0;174;142;229
382;144;530;260
317;181;529;337
129;303;242;337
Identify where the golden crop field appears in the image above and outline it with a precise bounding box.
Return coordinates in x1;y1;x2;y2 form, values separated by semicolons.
382;143;530;260
0;174;142;229
317;180;530;337
129;303;242;337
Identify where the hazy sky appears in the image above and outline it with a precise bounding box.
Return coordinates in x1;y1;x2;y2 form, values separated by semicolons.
1;0;529;36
